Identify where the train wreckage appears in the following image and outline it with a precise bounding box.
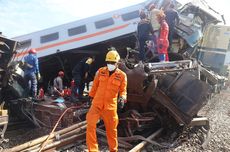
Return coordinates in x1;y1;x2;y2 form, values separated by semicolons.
0;0;229;151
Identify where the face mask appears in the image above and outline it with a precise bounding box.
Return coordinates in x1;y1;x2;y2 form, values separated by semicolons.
107;64;116;71
86;58;93;64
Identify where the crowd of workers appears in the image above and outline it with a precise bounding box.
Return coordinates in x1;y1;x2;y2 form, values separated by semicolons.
23;3;179;100
23;47;95;100
21;2;178;152
51;56;95;101
137;3;179;62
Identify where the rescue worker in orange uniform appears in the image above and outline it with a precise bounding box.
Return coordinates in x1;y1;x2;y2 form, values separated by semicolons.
156;11;169;61
86;48;127;152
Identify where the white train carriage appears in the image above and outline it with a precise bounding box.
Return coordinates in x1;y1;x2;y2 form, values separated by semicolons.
13;2;150;60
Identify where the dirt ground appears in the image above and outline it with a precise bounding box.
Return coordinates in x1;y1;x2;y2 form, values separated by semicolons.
164;87;230;152
1;126;50;149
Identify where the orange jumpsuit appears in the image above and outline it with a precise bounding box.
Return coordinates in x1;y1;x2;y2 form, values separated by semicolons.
157;19;169;61
86;67;127;152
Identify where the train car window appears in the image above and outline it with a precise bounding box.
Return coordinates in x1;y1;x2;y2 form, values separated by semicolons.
68;25;87;36
121;10;139;21
95;18;114;29
40;32;59;43
16;39;31;50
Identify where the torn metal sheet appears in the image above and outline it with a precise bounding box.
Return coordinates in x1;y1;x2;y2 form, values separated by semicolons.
155;71;211;124
119;62;155;111
0;37;19;101
175;1;222;48
176;23;203;48
33;102;74;128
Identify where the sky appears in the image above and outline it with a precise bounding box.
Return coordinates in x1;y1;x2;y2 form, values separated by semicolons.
0;0;229;38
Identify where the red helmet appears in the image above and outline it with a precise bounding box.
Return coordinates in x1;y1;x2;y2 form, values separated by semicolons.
28;48;37;54
58;71;64;77
156;11;166;21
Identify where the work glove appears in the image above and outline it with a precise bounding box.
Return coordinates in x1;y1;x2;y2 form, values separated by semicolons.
19;61;24;67
37;73;41;80
118;97;126;110
87;96;93;107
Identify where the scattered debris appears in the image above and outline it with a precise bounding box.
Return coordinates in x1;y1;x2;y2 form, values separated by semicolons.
0;0;230;151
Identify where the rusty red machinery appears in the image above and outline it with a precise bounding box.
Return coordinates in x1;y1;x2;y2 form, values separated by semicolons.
118;59;210;137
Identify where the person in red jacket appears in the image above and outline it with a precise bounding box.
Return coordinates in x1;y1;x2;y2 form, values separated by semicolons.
156;11;169;62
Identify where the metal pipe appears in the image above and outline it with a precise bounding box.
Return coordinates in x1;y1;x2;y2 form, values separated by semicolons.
7;121;86;152
129;128;163;152
21;125;87;152
30;132;85;152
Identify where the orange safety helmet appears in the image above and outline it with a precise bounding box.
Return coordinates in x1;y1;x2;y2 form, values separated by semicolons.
28;48;37;54
156;10;166;21
58;71;64;77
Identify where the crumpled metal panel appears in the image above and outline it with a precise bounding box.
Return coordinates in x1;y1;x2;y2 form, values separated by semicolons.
0;36;18;101
175;1;222;48
0;36;17;66
119;62;155;111
175;23;203;47
33;101;74;128
152;89;192;124
155;71;211;124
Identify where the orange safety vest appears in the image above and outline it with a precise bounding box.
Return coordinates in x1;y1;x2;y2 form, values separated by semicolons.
89;67;127;110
